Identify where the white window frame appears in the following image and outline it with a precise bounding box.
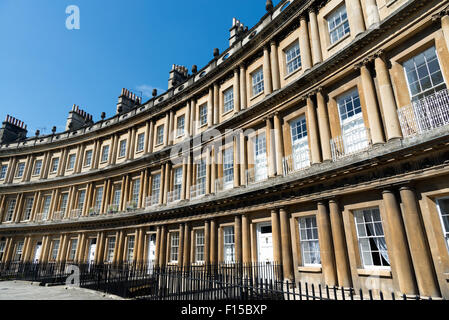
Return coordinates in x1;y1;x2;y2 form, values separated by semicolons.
106;237;115;263
68;239;78;261
299;216;321;266
170;232;179;263
118;140;127;158
84;150;93;167
199;104;208;127
101;145;109;163
285;42;301;75
436;197;449;253
151;174;161;204
126;235;135;262
156;125;164;145
23;197;34;221
354;207;390;270
223;88;234;114
195;230;205;263
327;5;350;45
5;199;16;222
51;240;60;261
136;133;145;152
0;165;7;180
15;162;25;178
176;115;185;137
67;154;76;170
50;158;59;173
252;68;264;96
14;241;24;262
223;148;234;190
223;226;235;263
33;160;42;176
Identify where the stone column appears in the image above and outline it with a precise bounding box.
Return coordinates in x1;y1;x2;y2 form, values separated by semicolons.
328;199;352;287
273;112;285;176
240;65;247;109
211;147;216;194
317;201;337;285
235;215;242;263
266;117;276;177
213;83;219;125
399;186;440;297
181;157;187;200
359;61;385;145
242;214;251;264
441;13;449;53
185;102;191;139
307;94;322;164
365;0;380;28
382;189;417;295
186;154;192;200
233;69;241;112
183;223;191;268
263;46;273;96
374;51;402;140
271;209;282;265
190;99;197;136
309;7;322;65
345;0;365;36
233;136;240;187
163;163;171;204
210;219;217;265
206;149;211;195
299;15;312;71
316;89;332;162
208;87;214;128
178;224;184;267
159;226;167;267
270;41;281;91
204;220;210;265
154;226;161;266
159;164;165;205
240;132;248;185
279;208;294;281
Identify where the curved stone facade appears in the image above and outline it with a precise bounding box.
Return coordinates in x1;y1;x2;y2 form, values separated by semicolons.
1;0;449;299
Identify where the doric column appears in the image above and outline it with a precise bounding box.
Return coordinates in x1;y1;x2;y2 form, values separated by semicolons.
271;209;282;265
181;157;187;200
382;189;417;295
358;61;385;145
399;186;440;297
316;89;332;161
266;117;276;177
190;99;197;136
208;87;214;128
232;69;241;113
204;220;210;265
178;224;184;267
299;15;312;71
183;223;191;267
273;112;285;175
235;215;242;263
163;163;171;204
279;208;294;281
233;135;240;187
263;46;273;96
317;201;337;285
309;7;322;65
240;132;248;185
159;226;167;266
164;113;170;146
185;102;191;139
345;0;365;36
270;41;281;91
240;65;247;109
307;94;322;164
365;0;380;28
210;219;218;265
154;226;161;266
168;110;175;146
374;51;402;140
441;12;449;52
211;146;216;194
186;154;192;200
213;83;219;125
242;214;251;264
206;149;211;195
329;199;352;287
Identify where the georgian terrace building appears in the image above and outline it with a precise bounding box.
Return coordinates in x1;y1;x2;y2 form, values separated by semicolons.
1;0;449;299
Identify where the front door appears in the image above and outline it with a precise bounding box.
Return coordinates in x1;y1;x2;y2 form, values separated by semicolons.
33;242;42;263
87;239;97;265
257;223;273;263
147;234;156;273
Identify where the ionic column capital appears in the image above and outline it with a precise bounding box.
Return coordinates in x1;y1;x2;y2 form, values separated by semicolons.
432;8;449;22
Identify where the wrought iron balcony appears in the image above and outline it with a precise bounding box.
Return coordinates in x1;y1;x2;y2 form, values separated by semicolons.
145;195;159;208
246;164;268;185
282;152;311;176
215;176;234;193
330;124;371;162
398;89;449;137
70;209;82;219
167;188;181;203
190;180;206;199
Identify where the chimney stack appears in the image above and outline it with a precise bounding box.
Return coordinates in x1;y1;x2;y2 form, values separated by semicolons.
65;104;94;131
168;64;189;89
229;18;247;47
0;115;28;144
116;88;142;114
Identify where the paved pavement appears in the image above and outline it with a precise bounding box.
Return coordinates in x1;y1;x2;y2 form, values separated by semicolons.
0;281;124;300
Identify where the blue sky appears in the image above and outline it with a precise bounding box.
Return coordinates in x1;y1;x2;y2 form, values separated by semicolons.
0;0;279;135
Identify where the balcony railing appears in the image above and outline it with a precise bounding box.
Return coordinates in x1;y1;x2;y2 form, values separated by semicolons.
215;176;234;193
190;180;206;199
126;201;138;212
145;196;159;208
330;125;371;162
282;152;311;176
167;188;181;204
88;207;100;217
70;209;82;220
52;211;64;221
398;89;449;137
246;164;268;185
35;212;48;222
107;205;119;214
